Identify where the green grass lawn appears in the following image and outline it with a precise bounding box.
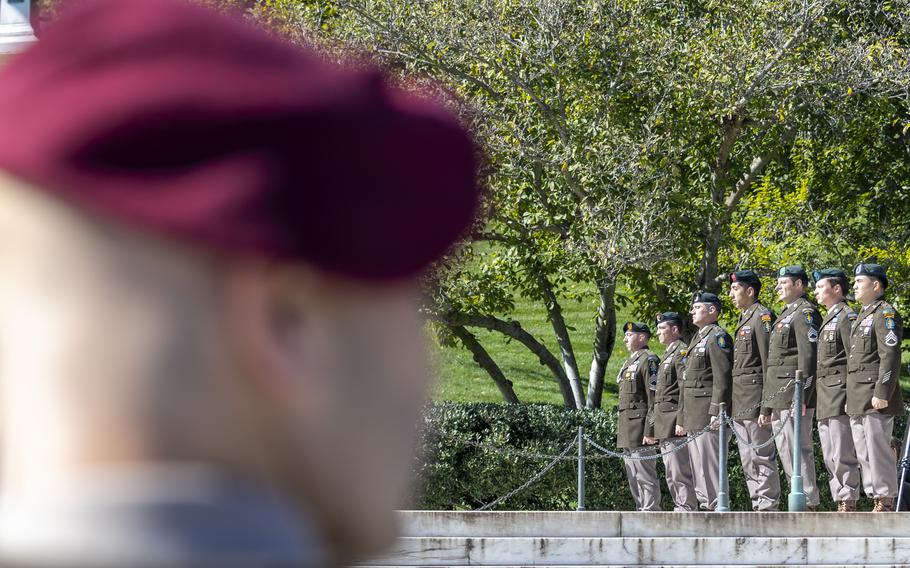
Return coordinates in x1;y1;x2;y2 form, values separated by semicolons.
430;288;910;407
430;284;642;407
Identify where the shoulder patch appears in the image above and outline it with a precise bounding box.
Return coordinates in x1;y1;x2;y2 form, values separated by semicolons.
648;358;658;374
883;306;896;317
803;308;814;325
761;312;772;332
716;333;730;349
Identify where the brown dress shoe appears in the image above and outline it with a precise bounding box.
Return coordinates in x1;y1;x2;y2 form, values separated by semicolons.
873;497;895;512
837;500;857;512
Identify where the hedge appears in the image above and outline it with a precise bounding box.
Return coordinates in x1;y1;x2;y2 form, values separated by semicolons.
412;402;907;512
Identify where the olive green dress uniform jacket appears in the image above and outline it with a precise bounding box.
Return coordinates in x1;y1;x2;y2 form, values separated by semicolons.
763;297;822;413
816;301;856;420
650;339;687;440
732;302;775;420
680;323;733;432
617;348;660;449
846;298;904;416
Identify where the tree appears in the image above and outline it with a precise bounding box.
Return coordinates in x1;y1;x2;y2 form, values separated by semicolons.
263;0;910;406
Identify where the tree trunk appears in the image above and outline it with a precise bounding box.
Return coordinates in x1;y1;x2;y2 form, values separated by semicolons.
449;325;519;404
536;273;585;409
585;277;617;409
699;224;724;294
435;311;576;408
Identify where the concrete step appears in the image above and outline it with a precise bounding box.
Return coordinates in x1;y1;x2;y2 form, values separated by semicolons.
364;536;910;566
397;511;910;538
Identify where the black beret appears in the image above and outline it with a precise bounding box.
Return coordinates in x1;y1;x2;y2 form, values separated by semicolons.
730;269;762;291
777;265;808;283
623;322;651;335
812;268;850;290
854;263;888;288
692;292;721;307
655;311;683;328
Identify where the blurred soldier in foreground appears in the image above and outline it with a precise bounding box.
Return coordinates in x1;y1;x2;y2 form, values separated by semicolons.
728;270;781;511
764;265;821;510
616;322;662;511
848;264;904;512
813;269;861;512
650;312;698;511
680;293;733;510
0;1;478;566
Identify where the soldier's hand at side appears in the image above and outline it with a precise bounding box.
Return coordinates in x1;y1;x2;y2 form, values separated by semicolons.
757;414;771;427
643;436;657;445
675;425;686;436
709;415;719;430
872;397;889;410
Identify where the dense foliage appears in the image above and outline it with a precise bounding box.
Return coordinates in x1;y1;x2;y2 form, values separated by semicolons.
415;402;907;511
260;0;910;406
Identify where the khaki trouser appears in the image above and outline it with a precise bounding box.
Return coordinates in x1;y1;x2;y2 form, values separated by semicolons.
623;447;661;511
818;415;861;501
733;419;781;511
687;427;730;511
851;413;898;499
773;408;820;508
660;436;698;511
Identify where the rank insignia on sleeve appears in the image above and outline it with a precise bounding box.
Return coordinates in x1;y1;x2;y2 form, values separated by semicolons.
808;327;818;343
885;330;899;347
716;334;729;349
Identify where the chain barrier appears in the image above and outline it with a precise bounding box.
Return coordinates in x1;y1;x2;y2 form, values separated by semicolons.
726;404;794;451
474;438;577;511
446;372;908;511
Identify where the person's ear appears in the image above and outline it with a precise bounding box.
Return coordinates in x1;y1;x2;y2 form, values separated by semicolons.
220;261;322;408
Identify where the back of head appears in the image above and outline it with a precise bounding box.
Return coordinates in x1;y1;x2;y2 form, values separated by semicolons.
0;1;479;566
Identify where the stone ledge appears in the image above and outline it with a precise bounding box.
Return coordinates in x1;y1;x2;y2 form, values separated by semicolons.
365;537;910;566
397;511;910;538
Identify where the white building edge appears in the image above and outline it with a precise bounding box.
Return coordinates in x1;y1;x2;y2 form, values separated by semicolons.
0;0;36;54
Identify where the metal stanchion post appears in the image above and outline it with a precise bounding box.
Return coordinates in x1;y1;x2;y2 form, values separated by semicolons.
789;370;807;512
577;426;586;512
716;403;730;512
897;364;910;511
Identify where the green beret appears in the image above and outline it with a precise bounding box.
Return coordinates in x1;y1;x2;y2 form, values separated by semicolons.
623;321;651;335
854;263;888;288
692;291;721;307
812;268;849;290
777;265;808;283
655;311;683;328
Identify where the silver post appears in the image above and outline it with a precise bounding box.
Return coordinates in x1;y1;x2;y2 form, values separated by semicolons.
789;370;807;512
577;426;586;511
716;403;730;512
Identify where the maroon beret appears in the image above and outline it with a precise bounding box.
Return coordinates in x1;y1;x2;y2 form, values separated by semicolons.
0;0;478;281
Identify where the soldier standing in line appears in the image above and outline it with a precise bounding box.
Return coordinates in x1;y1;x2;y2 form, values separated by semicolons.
728;270;782;511
617;322;663;511
679;293;733;511
761;265;822;510
847;263;904;512
813;268;862;512
650;311;698;511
